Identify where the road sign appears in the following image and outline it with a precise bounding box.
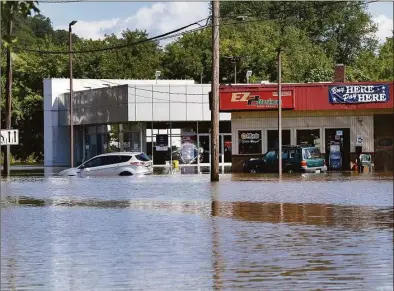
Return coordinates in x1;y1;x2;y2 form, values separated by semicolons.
1;129;19;146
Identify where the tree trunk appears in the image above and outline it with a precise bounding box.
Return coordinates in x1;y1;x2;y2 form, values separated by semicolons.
3;18;13;177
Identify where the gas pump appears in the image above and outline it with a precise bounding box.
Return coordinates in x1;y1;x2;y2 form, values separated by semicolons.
329;141;342;170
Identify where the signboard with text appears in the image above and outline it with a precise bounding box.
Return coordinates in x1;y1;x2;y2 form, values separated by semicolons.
329;84;389;104
156;134;168;151
1;129;19;146
220;89;295;111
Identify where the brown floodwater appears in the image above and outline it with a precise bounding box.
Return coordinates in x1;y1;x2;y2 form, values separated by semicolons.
1;173;393;290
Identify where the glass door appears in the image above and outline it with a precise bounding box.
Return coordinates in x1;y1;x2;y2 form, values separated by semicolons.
198;135;210;165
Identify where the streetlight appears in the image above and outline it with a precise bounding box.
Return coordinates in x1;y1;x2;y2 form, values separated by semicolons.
155;70;161;84
69;20;77;168
246;70;253;84
224;56;241;84
277;47;283;178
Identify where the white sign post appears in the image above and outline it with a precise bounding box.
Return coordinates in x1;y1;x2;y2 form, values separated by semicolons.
1;129;19;146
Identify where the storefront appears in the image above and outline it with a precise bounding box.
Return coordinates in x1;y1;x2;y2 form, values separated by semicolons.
44;78;232;173
219;82;393;172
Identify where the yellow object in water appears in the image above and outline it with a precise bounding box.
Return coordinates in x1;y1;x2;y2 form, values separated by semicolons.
172;160;179;170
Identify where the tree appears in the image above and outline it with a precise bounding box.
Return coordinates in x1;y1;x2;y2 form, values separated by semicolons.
98;30;163;79
378;37;394;81
1;1;39;174
218;1;378;65
162;20;334;84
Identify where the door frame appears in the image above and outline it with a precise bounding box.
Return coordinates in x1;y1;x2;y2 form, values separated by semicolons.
196;133;232;173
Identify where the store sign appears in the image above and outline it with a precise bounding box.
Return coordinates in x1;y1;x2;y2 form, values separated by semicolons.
238;130;262;154
329;84;389;104
220;89;295;111
156;134;168;151
239;131;261;145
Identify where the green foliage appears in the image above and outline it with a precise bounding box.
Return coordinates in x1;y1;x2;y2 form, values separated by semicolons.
347;37;394;82
219;1;378;65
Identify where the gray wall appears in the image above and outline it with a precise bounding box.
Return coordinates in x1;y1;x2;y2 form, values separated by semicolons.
58;85;129;126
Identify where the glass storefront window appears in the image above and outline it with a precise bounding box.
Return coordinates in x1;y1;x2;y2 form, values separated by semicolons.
296;129;320;147
239;130;262;154
124;132;141;152
108;124;120;152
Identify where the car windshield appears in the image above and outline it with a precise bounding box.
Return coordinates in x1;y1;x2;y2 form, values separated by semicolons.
303;148;322;159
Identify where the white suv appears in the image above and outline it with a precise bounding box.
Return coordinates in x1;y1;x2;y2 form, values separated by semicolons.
59;152;153;177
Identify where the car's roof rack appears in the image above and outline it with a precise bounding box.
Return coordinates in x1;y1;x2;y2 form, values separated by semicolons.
268;144;317;150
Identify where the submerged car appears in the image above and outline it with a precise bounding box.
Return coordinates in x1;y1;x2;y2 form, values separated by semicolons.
243;145;327;173
59;152;153;177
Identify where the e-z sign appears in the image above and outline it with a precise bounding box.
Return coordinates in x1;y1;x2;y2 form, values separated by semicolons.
220;89;295;111
1;129;19;146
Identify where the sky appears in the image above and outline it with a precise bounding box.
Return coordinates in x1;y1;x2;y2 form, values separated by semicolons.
38;1;393;44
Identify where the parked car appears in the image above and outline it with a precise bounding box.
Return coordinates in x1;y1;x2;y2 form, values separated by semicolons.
242;145;327;173
59;152;153;177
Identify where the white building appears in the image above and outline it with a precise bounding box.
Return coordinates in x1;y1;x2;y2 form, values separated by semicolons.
44;78;231;172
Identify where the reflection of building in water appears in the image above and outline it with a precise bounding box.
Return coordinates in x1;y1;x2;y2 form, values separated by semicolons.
211;201;393;229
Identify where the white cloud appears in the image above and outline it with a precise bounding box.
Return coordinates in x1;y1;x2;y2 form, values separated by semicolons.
55;2;209;45
373;15;393;43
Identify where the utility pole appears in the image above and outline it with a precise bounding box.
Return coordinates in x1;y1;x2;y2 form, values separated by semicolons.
3;8;13;177
277;47;282;178
210;0;220;182
234;60;237;84
69;20;77;168
0;2;2;178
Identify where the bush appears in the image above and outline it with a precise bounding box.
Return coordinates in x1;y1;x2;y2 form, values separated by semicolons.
0;152;41;164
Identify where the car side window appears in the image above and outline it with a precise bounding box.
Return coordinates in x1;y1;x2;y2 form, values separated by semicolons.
264;151;276;161
119;155;132;163
104;156;120;165
289;150;296;159
282;150;289;159
295;150;302;160
84;157;104;168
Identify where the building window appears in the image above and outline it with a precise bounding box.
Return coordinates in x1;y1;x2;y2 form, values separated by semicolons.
124;132;141;152
238;130;262;154
296;129;320;147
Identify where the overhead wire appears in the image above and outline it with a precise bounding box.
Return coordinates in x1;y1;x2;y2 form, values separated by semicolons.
72;79;209;102
14;0;379;55
96;79;209;96
14;17;210;54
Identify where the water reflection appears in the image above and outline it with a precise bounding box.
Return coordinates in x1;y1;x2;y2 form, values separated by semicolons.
1;175;393;290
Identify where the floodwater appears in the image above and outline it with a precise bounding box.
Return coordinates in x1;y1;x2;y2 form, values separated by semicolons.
1;172;393;290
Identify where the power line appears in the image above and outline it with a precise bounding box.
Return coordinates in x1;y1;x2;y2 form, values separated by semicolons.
14;0;379;55
36;0;83;3
96;79;209;96
14;17;209;54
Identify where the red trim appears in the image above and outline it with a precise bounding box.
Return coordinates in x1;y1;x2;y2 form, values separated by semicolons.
219;82;393;112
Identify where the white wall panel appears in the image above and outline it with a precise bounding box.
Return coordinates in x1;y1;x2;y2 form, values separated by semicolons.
136;103;153;121
170;102;187;121
153;103;170;121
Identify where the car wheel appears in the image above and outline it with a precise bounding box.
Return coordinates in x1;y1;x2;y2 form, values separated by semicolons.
119;171;133;176
249;168;257;174
287;169;294;174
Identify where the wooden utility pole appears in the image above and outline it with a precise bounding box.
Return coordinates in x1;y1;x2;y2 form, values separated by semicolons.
0;2;2;178
277;48;282;178
211;0;220;182
3;13;13;177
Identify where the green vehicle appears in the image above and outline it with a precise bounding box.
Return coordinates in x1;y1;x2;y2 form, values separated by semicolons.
243;145;327;173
